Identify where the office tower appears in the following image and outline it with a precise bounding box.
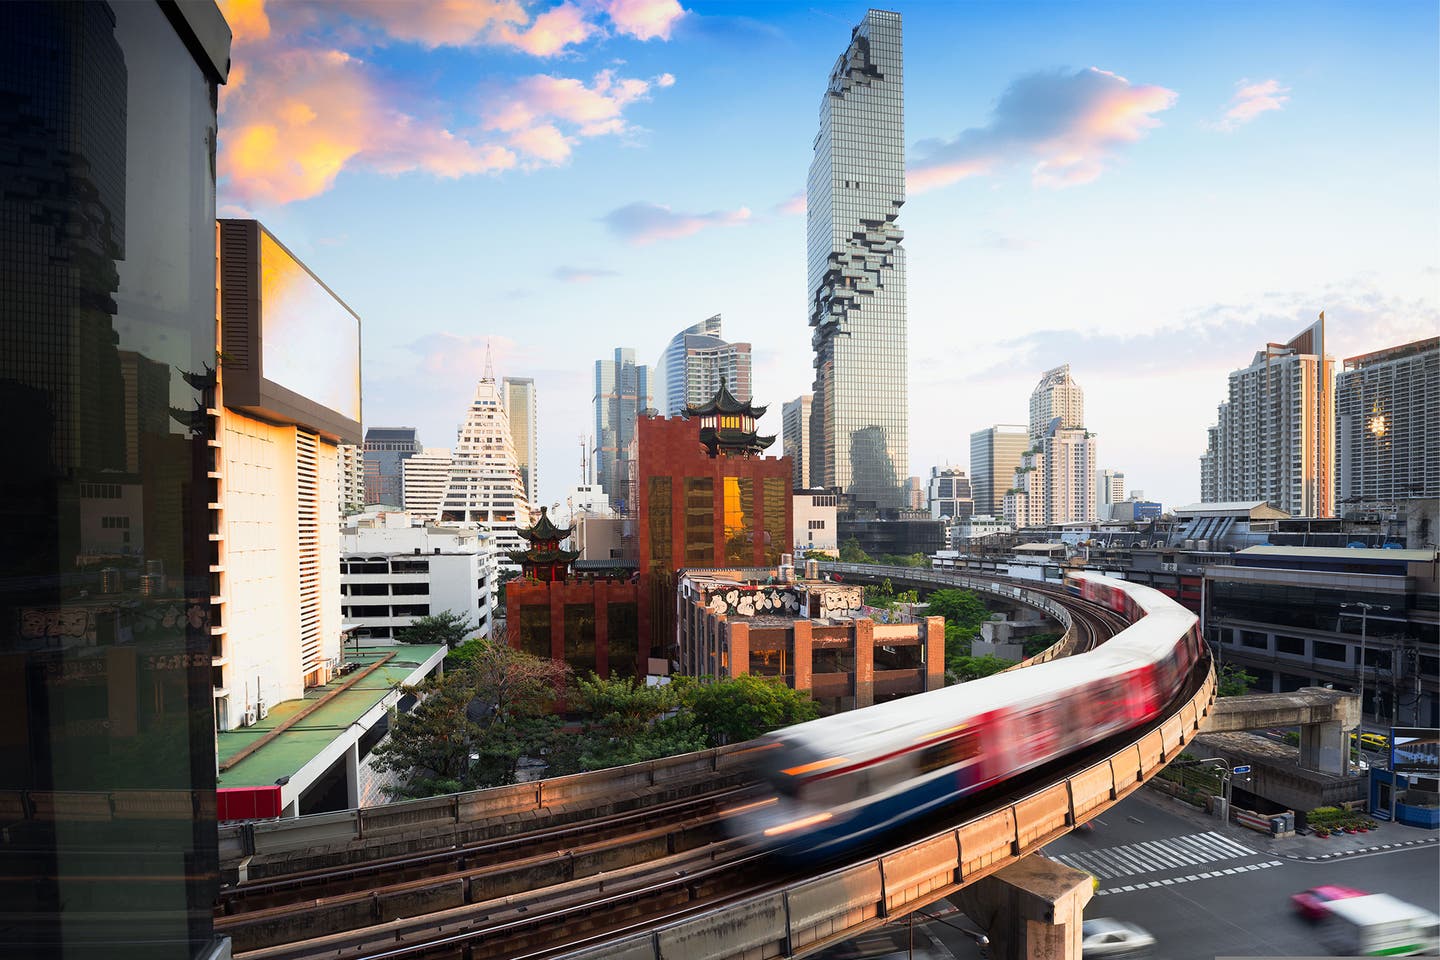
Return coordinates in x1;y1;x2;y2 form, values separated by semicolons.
807;9;908;509
1200;316;1334;516
905;476;924;510
0;3;229;951
657;315;753;416
216;219;361;725
1336;337;1439;505
402;447;454;521
969;425;1028;516
440;374;532;555
504;377;539;509
783;395;813;490
927;466;974;520
1096;468;1126;511
594;347;651;512
362;426;422;506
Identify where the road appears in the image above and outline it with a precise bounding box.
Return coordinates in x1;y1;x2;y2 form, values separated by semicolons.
835;789;1439;960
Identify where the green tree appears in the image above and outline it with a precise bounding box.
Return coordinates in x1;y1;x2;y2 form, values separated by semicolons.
1216;663;1257;697
565;675;707;770
947;655;1016;684
839;536;875;564
370;641;570;797
396;610;476;649
679;675;820;746
923;588;993;670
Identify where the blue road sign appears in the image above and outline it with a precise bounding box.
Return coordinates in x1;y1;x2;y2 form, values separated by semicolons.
1232;765;1251;774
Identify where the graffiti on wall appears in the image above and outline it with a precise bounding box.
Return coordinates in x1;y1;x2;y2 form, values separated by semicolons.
704;585;803;618
814;585;864;620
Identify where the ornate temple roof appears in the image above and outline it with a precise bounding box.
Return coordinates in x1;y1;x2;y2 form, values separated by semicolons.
684;381;768;419
518;505;572;543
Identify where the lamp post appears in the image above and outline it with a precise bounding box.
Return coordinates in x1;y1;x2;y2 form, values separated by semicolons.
1340;602;1390;732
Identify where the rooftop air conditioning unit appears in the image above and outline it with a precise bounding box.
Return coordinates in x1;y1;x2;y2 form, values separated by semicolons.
240;708;256;727
256;700;268;721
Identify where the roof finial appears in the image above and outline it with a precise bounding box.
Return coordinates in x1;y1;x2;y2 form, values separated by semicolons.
483;339;495;382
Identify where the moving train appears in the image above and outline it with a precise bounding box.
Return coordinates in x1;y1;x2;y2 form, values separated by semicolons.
731;573;1205;857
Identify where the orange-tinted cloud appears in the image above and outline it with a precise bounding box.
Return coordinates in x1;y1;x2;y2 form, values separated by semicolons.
910;67;1177;192
219;46;517;205
775;191;806;216
215;1;676;204
602;0;688;41
602;201;751;244
1213;78;1290;131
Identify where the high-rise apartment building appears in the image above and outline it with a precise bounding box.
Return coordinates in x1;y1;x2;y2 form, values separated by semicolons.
657;315;753;416
807;9;908;510
362;426;422;507
969;424;1028;516
1;5;230;948
1002;369;1098;526
927;467;974;520
339;443;365;515
402;447;453;521
783;394;813;490
594;348;651;512
504;377;539;509
1029;364;1085;443
1096;468;1126;511
440;375;531;556
1200;316;1334;517
1336;337;1439;506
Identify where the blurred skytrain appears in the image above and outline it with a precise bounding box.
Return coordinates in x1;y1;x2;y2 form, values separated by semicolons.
732;573;1205;857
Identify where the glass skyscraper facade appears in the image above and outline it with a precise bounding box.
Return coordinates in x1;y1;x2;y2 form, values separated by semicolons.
656;315;753;417
807;9;908;511
0;3;230;956
593;348;651;514
362;426;422;507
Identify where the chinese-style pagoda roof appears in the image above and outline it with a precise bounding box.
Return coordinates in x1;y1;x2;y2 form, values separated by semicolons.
518;505;572;542
684;381;767;419
506;547;581;566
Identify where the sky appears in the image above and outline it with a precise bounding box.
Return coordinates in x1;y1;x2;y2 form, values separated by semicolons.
216;0;1439;513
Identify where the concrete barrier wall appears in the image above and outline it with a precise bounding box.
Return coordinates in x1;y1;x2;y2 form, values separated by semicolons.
220;743;750;866
553;666;1217;960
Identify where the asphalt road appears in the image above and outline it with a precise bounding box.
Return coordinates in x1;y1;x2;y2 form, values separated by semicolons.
854;789;1439;960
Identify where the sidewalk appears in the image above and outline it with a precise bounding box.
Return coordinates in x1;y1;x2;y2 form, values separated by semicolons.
1132;784;1438;862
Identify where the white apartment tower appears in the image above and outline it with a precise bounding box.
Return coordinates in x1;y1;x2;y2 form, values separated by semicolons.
783;395;813;490
439;375;532;556
1336;337;1439;506
1200;316;1334;517
1004;367;1097;525
1096;468;1126;511
402;447;453;522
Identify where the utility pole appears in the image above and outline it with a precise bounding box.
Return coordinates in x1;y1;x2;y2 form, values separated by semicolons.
1340;601;1390;732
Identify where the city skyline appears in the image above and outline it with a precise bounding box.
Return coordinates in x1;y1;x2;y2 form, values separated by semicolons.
215;0;1438;511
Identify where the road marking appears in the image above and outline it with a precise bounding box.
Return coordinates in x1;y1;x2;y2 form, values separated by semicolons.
1052;831;1259;880
1097;860;1285;896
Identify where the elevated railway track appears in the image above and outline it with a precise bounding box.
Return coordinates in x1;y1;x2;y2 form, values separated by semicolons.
218;569;1214;960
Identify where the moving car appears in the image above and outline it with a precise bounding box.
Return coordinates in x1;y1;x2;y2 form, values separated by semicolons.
1081;918;1156;958
1292;885;1369;921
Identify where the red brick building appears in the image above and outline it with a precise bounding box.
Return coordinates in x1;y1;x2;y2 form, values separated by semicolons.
505;508;641;678
636;386;794;662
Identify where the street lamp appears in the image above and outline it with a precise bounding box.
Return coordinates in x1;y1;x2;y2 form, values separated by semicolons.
1340;602;1390;731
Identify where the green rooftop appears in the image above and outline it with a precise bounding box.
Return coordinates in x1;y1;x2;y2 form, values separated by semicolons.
216;644;444;789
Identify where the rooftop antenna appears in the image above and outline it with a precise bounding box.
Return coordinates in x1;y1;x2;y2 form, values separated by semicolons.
579;434;588;485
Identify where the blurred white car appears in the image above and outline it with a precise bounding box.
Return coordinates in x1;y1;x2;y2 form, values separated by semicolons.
1082;918;1156;958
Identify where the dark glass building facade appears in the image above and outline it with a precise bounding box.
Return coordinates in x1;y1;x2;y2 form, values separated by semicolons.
0;3;229;957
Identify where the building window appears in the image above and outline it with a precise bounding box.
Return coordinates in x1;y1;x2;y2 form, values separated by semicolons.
684;478;714;566
1313;640;1348;663
607;602;639;679
564;604;596;675
647;477;672;571
517;605;551;659
723;477;754;565
1275;635;1305;656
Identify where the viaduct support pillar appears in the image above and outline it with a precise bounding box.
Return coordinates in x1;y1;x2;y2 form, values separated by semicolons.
1299;719;1351;775
956;855;1093;960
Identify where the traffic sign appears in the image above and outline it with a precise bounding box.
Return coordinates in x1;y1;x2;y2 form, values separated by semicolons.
1232;765;1251;774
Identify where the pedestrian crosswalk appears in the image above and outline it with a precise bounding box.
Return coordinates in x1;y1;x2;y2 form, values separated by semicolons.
1051;831;1259;880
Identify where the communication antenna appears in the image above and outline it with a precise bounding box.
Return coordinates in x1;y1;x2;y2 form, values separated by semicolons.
578;435;589;485
482;340;495;383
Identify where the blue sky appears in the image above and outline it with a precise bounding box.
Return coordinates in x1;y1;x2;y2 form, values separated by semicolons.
218;0;1438;511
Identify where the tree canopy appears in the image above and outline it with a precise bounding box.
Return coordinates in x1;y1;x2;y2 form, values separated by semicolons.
946;654;1016;684
1216;663;1257;698
923;588;994;671
369;641;568;797
678;674;820;746
839;536;874;564
396;610;476;649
